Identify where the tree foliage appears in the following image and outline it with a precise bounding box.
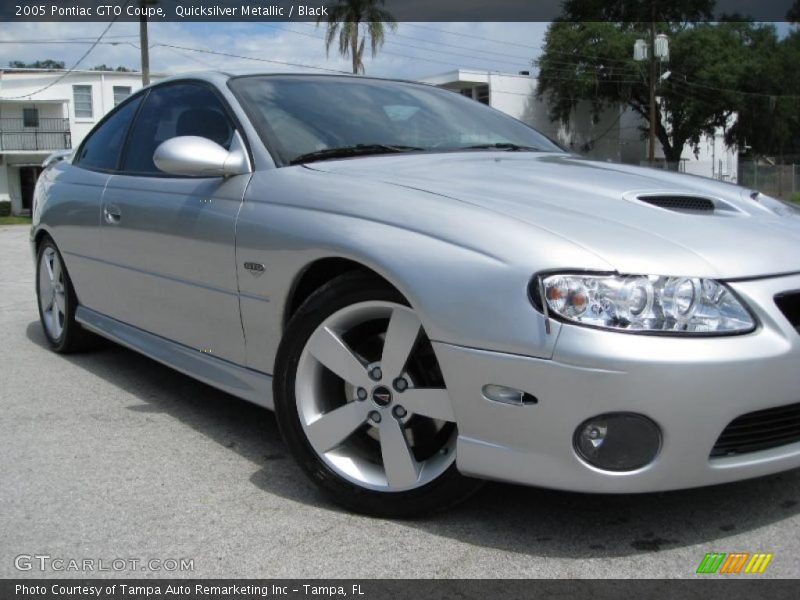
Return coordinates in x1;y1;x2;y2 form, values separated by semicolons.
91;64;133;72
9;59;65;69
537;0;800;163
318;0;397;74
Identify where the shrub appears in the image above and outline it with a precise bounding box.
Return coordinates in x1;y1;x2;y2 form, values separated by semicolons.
0;201;11;217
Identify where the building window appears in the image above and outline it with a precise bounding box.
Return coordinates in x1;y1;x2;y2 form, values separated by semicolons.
73;85;93;118
459;89;473;99
113;86;132;106
22;107;39;128
475;85;490;105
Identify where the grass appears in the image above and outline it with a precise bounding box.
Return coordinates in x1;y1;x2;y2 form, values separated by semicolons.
0;215;32;225
792;193;800;205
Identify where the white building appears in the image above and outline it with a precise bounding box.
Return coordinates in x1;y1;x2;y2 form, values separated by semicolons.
421;69;737;182
0;68;162;215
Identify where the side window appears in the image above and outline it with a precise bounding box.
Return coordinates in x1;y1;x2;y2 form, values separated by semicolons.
74;94;143;171
122;83;234;175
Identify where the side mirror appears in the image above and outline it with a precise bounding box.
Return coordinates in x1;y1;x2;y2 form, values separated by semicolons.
42;149;73;169
153;132;250;177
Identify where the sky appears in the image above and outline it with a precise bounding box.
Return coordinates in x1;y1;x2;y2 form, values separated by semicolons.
0;21;552;80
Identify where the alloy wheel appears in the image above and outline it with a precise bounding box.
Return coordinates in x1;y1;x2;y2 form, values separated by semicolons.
295;301;457;492
39;246;67;340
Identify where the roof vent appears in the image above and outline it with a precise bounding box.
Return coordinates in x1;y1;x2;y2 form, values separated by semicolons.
637;195;716;213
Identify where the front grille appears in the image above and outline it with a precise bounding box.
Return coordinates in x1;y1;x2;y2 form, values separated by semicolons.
775;291;800;333
710;402;800;457
638;195;715;212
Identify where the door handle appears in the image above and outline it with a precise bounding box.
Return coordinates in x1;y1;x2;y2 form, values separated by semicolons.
103;203;122;224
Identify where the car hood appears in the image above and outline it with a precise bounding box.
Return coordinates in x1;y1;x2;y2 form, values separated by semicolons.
307;152;800;279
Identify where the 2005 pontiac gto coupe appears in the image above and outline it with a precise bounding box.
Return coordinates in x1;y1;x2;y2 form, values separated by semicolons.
32;72;800;516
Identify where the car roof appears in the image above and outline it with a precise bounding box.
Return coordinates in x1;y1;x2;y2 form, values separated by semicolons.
154;69;437;90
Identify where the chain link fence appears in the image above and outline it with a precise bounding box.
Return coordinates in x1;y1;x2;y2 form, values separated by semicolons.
738;160;799;202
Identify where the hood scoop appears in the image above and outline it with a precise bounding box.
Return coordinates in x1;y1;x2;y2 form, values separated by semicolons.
630;192;742;216
638;194;715;212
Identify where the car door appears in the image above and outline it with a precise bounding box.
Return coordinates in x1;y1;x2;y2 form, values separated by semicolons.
49;92;145;313
95;81;250;365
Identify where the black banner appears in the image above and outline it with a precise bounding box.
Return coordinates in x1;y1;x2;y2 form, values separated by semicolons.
1;0;797;23
3;580;800;600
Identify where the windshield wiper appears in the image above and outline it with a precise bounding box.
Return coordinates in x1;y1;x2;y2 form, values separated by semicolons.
458;142;542;152
290;144;423;165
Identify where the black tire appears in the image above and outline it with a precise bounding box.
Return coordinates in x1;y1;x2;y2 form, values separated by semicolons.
274;271;483;518
35;236;94;353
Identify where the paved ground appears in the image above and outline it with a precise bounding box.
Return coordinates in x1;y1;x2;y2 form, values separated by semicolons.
1;224;799;579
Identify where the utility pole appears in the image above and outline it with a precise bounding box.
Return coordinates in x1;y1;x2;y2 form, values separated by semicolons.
139;13;150;86
648;16;656;166
139;0;158;86
634;10;668;168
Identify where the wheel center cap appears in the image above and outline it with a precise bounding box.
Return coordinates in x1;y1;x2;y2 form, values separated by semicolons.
372;385;392;407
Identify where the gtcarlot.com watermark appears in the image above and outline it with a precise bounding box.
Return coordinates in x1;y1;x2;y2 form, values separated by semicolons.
15;554;194;573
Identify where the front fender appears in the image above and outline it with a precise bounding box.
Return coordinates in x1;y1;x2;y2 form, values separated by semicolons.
235;167;610;373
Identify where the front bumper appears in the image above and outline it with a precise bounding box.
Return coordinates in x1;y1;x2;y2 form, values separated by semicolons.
434;272;800;492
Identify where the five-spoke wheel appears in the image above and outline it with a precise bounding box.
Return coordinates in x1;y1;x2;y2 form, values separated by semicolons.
274;272;481;516
38;245;67;341
36;237;92;352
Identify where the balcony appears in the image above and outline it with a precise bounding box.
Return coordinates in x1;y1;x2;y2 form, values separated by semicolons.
0;118;71;152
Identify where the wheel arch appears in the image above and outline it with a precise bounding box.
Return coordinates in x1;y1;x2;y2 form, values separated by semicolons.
283;256;405;331
33;226;54;253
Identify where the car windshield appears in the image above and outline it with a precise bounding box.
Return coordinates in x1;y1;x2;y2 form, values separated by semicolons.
229;75;564;165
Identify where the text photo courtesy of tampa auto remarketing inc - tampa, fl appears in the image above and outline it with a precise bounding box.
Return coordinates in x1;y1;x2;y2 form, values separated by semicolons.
1;0;800;597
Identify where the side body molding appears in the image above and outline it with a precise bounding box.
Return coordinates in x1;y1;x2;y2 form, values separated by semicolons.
76;306;274;409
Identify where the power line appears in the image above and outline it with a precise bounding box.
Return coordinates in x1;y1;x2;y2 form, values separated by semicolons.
670;71;800;100
400;23;633;65
402;23;544;50
262;23;505;66
0;14;125;99
259;23;532;71
294;22;535;62
0;34;138;44
151;42;350;74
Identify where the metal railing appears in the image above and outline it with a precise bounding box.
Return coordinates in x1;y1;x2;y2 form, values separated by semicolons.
0;117;71;151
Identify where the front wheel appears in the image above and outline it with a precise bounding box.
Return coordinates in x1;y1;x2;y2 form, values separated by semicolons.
274;273;482;517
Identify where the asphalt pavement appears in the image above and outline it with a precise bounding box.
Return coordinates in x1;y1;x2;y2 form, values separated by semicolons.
1;224;799;579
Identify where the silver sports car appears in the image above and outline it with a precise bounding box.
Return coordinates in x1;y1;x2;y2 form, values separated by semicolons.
32;72;800;516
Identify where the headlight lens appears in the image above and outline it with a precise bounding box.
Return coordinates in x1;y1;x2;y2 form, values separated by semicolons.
539;273;755;334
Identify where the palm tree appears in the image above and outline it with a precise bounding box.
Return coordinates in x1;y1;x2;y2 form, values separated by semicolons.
319;0;397;74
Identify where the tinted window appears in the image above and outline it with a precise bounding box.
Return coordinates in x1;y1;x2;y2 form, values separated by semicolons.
122;83;234;175
229;75;563;164
75;94;142;171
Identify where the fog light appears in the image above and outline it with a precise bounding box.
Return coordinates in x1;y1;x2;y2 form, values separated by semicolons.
574;413;661;471
482;384;538;406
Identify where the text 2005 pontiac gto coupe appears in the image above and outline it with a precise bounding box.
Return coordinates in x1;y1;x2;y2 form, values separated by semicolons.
32;72;800;516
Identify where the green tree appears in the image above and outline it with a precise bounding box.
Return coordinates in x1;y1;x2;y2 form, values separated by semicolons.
536;1;761;167
721;24;800;158
788;0;800;22
91;64;133;72
9;59;65;69
539;21;755;166
318;0;397;74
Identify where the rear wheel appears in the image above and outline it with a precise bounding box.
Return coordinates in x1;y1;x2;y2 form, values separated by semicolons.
36;237;93;353
274;273;482;517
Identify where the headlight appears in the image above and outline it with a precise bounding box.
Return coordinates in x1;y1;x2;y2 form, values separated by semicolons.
536;273;755;334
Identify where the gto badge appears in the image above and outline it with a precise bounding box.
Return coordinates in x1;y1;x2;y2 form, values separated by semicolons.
244;262;266;277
